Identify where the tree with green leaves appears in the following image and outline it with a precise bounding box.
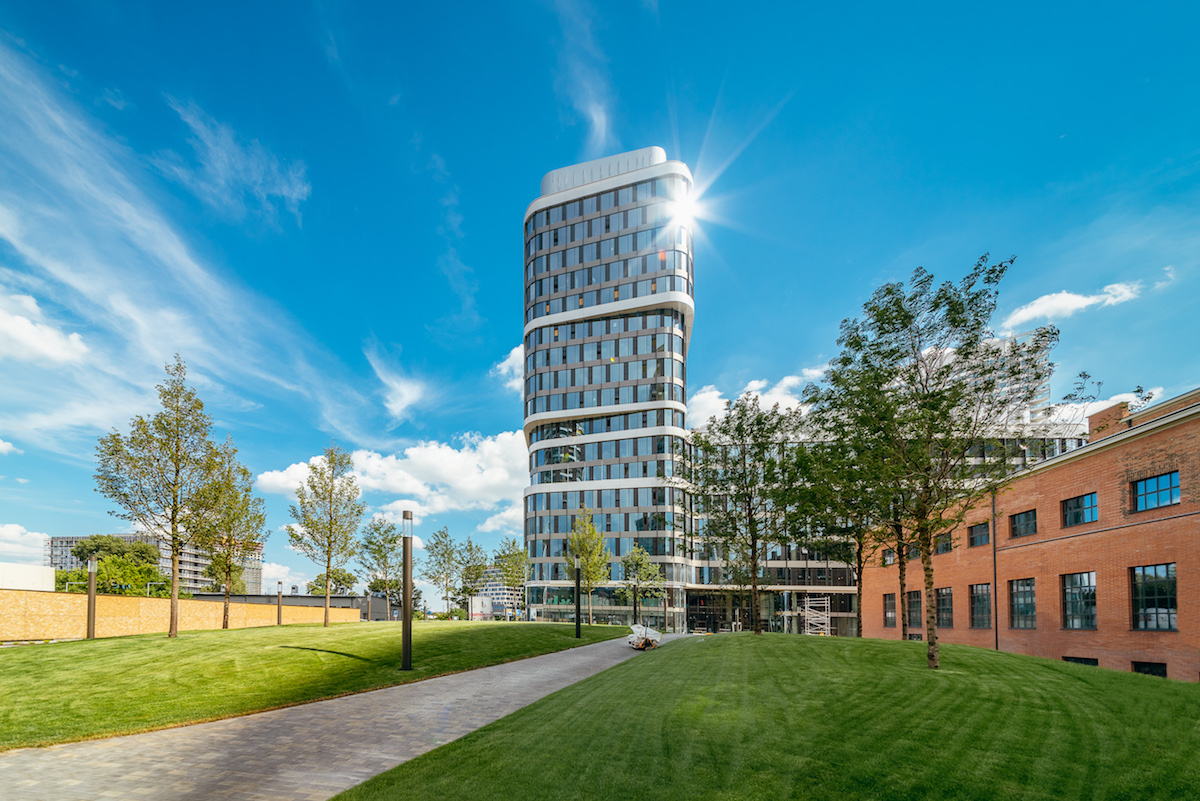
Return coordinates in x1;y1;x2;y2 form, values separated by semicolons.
70;535;161;567
306;568;358;596
201;560;246;594
94;355;218;638
193;437;268;629
367;578;423;616
616;544;664;627
358;516;404;611
810;257;1058;668
566;507;608;624
57;555;173;597
456;536;490;609
286;443;365;626
672;393;796;634
492;536;530;621
419;526;458;614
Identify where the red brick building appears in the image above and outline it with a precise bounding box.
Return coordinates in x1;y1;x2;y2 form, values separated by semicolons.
860;387;1200;680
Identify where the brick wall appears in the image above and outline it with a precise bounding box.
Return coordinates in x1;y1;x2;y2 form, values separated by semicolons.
862;396;1200;680
0;590;359;640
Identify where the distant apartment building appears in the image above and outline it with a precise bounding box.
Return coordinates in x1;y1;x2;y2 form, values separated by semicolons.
479;567;520;617
861;387;1200;681
45;533;263;594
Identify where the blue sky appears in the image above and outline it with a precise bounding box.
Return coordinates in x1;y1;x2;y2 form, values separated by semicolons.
2;3;1198;598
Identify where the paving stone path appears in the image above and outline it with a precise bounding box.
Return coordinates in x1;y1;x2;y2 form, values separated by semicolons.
2;635;671;801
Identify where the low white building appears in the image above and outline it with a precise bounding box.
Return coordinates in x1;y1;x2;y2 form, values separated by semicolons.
0;561;55;591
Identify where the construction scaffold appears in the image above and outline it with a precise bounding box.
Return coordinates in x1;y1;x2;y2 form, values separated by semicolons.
802;595;831;636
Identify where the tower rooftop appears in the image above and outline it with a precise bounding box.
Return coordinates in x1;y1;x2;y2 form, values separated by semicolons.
539;146;667;197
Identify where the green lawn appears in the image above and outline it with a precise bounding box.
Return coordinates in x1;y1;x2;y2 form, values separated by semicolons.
0;621;622;751
337;634;1200;801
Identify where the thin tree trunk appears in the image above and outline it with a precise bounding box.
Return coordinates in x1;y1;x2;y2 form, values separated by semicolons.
855;537;865;637
169;542;180;638
895;523;909;639
222;560;231;629
324;555;331;627
921;536;939;669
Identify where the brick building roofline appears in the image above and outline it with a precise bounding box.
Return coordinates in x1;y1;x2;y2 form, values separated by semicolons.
1021;384;1200;476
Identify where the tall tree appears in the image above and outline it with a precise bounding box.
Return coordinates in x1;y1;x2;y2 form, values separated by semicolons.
812;257;1058;668
286;444;365;627
419;527;458;614
492;536;530;621
306;568;358;595
456;537;490;610
616;544;664;627
566;507;608;625
673;393;795;634
94;355;217;638
193;437;269;629
358;516;404;611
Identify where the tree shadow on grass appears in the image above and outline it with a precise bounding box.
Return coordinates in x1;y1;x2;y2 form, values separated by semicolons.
278;646;375;663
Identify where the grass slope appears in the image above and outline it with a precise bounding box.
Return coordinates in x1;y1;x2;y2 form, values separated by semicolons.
0;621;622;751
337;634;1200;801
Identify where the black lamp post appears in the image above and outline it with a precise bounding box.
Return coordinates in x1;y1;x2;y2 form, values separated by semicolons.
402;510;414;671
574;555;581;639
277;580;283;626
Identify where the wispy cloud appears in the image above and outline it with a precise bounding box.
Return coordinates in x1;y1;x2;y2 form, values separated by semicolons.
490;345;524;394
100;88;129;111
1154;265;1177;290
425;152;482;331
551;0;618;158
1001;281;1141;332
155;96;311;226
364;345;426;423
0;41;389;453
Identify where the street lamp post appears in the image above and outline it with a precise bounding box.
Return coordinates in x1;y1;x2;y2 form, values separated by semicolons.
402;510;414;671
277;581;283;626
574;555;581;639
86;558;98;639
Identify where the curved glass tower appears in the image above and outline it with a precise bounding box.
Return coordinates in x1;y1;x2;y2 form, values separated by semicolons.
522;147;694;631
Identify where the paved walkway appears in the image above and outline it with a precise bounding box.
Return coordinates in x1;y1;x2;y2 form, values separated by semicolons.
2;635;673;801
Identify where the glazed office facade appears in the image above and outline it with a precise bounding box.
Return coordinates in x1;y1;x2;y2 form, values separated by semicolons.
521;149;859;633
522;148;694;631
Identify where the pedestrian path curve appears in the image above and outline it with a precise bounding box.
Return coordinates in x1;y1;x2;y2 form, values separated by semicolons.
2;635;669;801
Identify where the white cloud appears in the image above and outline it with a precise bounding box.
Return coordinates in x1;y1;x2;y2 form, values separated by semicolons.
15;478;28;484
0;523;49;564
261;562;308;592
256;457;322;497
1154;266;1177;290
353;431;527;518
551;0;618;158
0;294;89;363
156;96;310;226
490;345;524;394
0;438;21;455
365;347;426;422
1001;281;1142;332
688;372;817;427
479;504;524;534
